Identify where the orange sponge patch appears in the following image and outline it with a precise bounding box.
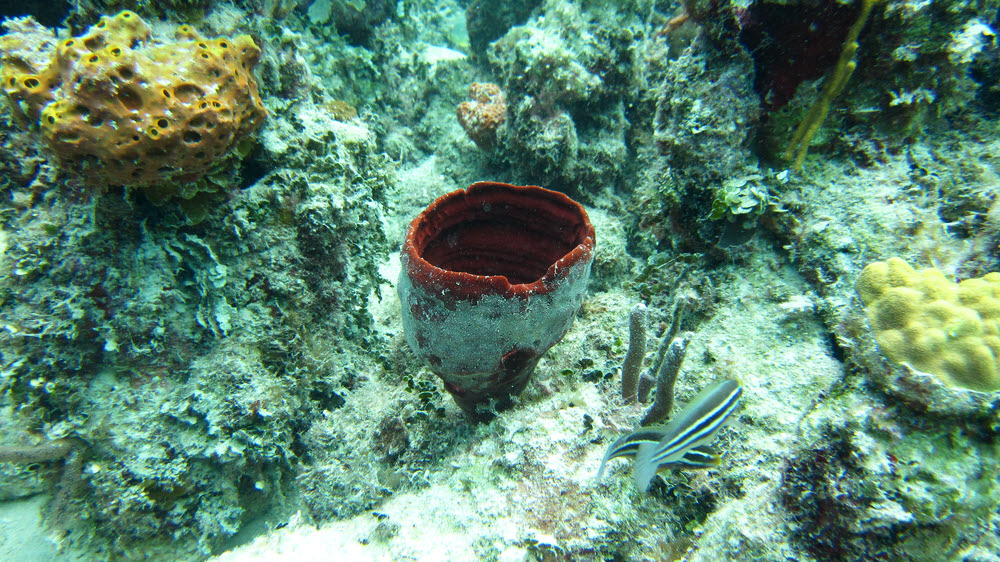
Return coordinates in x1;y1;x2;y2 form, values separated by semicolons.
0;11;267;191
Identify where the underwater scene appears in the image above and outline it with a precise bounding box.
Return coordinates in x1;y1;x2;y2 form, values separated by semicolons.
0;0;998;560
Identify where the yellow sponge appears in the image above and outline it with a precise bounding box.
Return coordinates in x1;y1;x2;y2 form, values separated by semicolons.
856;257;1000;392
0;11;266;195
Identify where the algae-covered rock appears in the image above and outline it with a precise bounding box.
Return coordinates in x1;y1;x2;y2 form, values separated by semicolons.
0;91;391;556
485;0;638;196
465;0;542;58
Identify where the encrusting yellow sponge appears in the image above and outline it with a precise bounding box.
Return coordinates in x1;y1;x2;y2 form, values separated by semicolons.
856;257;1000;392
0;11;266;196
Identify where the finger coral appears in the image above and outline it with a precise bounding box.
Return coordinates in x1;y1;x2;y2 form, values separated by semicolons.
456;82;506;150
0;11;267;196
856;257;1000;392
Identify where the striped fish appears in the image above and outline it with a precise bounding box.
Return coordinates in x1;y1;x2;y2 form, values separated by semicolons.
634;379;743;491
596;430;720;481
597;379;743;492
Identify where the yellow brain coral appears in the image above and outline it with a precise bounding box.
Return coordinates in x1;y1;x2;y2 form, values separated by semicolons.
0;11;266;194
856;257;1000;392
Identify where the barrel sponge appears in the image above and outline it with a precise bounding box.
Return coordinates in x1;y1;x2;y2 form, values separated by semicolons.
856;257;1000;392
0;11;267;194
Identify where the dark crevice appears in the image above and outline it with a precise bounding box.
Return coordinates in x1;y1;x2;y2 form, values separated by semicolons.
238;141;270;189
0;0;71;27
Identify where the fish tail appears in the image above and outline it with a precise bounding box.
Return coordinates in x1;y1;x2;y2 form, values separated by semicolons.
633;441;659;492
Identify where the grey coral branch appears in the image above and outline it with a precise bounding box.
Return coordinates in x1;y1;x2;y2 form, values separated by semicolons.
0;439;75;463
641;331;693;426
620;303;647;403
0;438;85;531
618;299;695;425
49;447;84;526
637;371;656;404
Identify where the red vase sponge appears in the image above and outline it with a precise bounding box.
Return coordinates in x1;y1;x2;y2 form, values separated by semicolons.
398;181;596;417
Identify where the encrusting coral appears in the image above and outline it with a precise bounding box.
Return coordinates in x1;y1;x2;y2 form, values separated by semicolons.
856;257;1000;392
456;82;506;150
0;10;267;196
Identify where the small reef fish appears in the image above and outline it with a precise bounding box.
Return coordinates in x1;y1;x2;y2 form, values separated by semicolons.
597;379;743;492
597;430;721;480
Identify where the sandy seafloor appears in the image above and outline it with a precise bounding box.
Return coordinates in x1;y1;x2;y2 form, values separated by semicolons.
1;0;999;560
